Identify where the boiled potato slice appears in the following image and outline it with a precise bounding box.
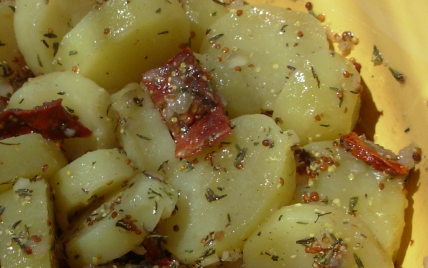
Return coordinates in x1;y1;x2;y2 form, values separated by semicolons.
0;0;27;95
293;140;407;258
0;133;67;184
111;83;180;174
14;0;98;74
54;0;190;93
181;0;231;51
6;71;118;160
156;114;296;265
196;53;262;118
200;5;329;110
62;173;177;268
243;203;393;268
0;178;56;268
51;149;139;228
273;50;361;145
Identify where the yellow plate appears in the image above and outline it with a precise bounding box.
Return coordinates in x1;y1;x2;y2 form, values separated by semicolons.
246;0;427;267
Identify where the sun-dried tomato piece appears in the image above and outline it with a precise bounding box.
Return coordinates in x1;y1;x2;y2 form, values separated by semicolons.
142;48;231;158
339;132;409;176
1;96;9;106
0;99;92;140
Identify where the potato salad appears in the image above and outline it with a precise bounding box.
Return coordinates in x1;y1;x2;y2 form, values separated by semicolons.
0;0;416;267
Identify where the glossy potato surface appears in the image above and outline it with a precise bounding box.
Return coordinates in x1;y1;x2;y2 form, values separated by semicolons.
273;50;361;145
200;5;328;110
243;203;393;268
293;140;407;258
0;178;56;268
157;114;296;265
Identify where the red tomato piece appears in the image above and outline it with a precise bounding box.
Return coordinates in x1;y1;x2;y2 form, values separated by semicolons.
1;96;9;106
0;99;92;140
339;132;409;176
142;48;231;158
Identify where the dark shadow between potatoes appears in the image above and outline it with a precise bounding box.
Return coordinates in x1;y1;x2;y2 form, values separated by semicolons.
353;78;380;140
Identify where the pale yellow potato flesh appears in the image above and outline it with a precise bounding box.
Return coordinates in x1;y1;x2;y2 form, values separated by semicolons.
273;50;361;145
196;53;262;118
243;203;393;268
200;5;329;110
51;149;139;230
0;178;56;268
6;71;118;161
292;140;407;258
181;0;230;52
0;133;67;184
62;174;177;268
111;83;180;174
53;0;190;93
14;0;98;74
156;114;296;265
0;0;25;92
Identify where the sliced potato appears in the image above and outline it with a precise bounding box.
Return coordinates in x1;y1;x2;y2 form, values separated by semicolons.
0;0;27;94
200;5;329;110
14;0;97;74
53;0;190;93
62;173;177;268
0;178;56;268
273;50;361;145
293;140;407;258
51;149;139;228
111;83;180;174
6;71;118;160
196;53;262;118
181;0;231;51
243;203;393;268
156;114;296;265
0;133;67;184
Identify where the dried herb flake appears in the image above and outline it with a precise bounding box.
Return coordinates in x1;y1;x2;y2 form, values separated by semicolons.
371;45;383;65
205;188;227;202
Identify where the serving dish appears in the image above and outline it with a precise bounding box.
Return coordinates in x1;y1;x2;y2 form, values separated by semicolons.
253;0;428;267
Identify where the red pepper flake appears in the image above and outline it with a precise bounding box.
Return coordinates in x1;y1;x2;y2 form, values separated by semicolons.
412;147;422;162
339;132;409;176
310;191;319;201
0;99;92;140
262;139;270;146
343;71;350;78
1;96;9;106
25;247;33;254
42;164;49;172
111;211;118;219
32;235;42;243
236;9;243;16
173;224;179;232
142;48;231;158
